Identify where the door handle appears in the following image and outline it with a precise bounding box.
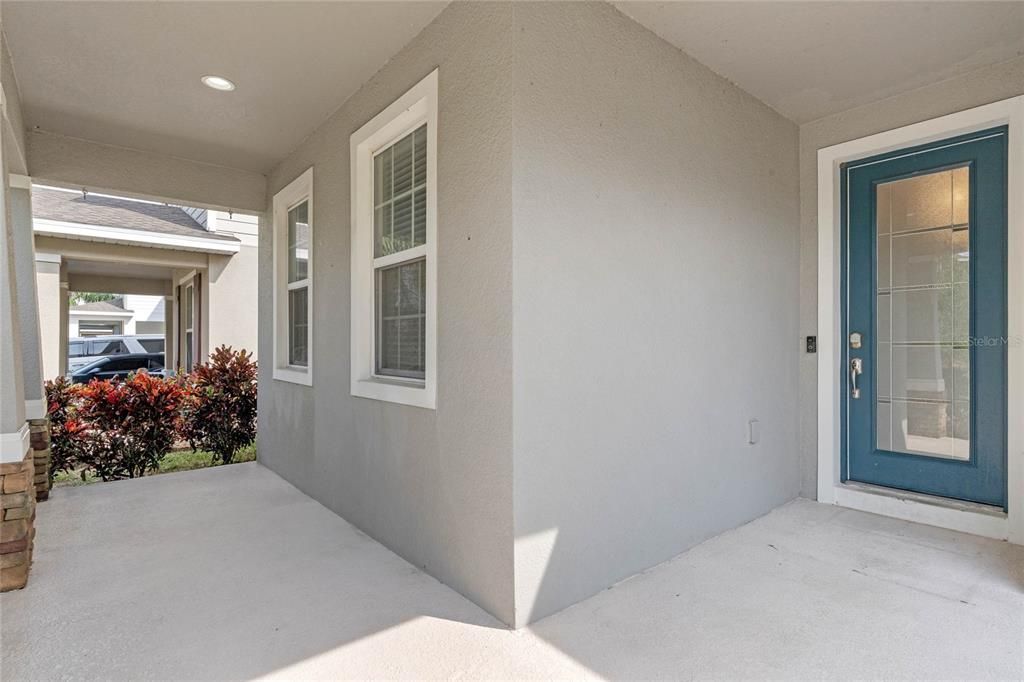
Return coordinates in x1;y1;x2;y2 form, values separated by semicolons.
850;358;863;399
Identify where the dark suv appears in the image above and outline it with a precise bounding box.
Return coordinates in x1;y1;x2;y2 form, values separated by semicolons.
69;354;169;384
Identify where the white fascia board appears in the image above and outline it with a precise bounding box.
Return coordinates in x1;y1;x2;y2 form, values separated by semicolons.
34;218;241;255
69;310;134;319
35;252;62;264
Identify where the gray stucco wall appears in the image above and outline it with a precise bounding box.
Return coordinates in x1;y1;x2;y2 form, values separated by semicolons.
511;3;801;625
258;2;516;625
256;0;1016;629
797;57;1024;497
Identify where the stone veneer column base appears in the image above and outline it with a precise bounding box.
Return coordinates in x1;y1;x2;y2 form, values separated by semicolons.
1;448;36;591
29;418;52;502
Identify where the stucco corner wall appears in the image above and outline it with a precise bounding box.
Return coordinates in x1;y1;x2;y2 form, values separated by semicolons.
796;56;1024;499
207;245;258;359
510;2;801;626
258;1;516;625
248;0;1022;631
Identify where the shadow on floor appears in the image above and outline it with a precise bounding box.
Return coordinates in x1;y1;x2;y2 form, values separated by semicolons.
0;463;507;681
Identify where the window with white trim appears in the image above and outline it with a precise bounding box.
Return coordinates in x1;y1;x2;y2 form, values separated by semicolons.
351;70;437;409
273;168;314;386
184;282;195;371
286;201;310;366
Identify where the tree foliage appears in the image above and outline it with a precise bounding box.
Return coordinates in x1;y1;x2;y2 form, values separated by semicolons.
71;292;117;305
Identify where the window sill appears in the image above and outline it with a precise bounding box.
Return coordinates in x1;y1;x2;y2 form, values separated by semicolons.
352;376;435;410
273;366;313;387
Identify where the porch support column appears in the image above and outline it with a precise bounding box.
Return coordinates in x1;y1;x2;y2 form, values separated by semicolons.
164;294;177;372
1;151;35;592
9;179;44;414
1;164;28;447
9;177;51;502
34;253;62;380
58;270;69;377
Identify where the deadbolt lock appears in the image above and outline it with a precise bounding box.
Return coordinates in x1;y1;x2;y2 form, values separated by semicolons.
849;332;863;349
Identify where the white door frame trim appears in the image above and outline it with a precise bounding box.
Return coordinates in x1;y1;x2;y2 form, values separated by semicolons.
817;95;1023;544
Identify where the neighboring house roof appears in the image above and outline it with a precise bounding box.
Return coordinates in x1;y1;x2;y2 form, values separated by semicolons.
70;301;131;313
33;188;238;241
70;301;135;318
32;187;241;254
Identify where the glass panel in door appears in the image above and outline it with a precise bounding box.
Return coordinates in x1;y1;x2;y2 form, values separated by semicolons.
875;168;970;461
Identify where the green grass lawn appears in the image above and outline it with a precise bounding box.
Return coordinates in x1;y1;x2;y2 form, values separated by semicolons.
52;443;257;487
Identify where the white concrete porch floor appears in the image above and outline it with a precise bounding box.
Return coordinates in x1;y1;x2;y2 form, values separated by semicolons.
2;462;1021;681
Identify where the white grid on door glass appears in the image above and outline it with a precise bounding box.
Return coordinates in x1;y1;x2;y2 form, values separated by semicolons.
875;167;970;460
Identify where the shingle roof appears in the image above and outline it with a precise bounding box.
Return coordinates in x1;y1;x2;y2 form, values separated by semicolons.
70;301;131;314
33;188;239;243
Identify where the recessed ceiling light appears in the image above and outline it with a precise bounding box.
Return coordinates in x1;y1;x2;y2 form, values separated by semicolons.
201;75;236;92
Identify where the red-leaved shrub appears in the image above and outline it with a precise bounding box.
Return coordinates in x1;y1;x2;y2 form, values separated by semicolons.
180;346;258;465
45;376;87;477
75;372;185;480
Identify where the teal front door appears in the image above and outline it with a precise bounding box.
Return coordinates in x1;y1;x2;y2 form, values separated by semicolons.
842;127;1008;508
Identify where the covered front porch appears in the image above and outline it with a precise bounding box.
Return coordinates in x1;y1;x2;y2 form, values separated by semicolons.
2;462;1020;680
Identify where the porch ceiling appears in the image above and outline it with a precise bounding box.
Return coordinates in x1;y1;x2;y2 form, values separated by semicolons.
4;2;1019;178
615;1;1024;123
2;1;448;174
